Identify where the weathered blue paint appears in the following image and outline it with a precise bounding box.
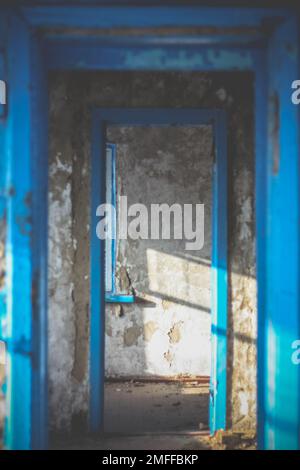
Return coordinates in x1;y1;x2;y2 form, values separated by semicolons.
2;11;49;450
45;40;257;71
124;48;253;71
262;17;300;450
22;6;289;29
4;12;34;450
91;108;228;435
210;111;228;434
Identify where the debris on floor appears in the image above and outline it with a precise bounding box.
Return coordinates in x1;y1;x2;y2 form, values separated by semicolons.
51;380;256;450
104;379;209;434
202;430;257;450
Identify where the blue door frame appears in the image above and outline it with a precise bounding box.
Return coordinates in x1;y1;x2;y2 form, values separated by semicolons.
0;3;299;449
90;108;227;435
0;10;48;450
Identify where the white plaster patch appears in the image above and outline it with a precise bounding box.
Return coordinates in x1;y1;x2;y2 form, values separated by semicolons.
49;153;72;177
239;391;249;416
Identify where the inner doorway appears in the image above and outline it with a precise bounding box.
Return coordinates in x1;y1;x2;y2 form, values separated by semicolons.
103;124;213;434
90;108;228;435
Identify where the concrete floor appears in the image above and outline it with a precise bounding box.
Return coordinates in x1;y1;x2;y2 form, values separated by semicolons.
104;380;209;434
0;377;256;450
52;379;212;450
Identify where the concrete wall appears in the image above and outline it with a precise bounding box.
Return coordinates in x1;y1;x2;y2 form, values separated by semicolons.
48;71;256;432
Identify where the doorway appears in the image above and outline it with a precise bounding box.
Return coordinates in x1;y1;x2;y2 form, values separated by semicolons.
90;108;227;435
103;125;212;434
1;4;299;450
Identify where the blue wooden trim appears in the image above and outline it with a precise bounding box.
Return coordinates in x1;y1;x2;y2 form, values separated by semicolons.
262;17;300;450
1;10;49;450
22;6;289;29
210;111;228;434
90;114;106;433
105;143;116;294
105;294;135;304
4;12;34;450
91;107;228;435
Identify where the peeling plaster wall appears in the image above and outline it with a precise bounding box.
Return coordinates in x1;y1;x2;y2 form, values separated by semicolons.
48;71;256;433
48;81;90;430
